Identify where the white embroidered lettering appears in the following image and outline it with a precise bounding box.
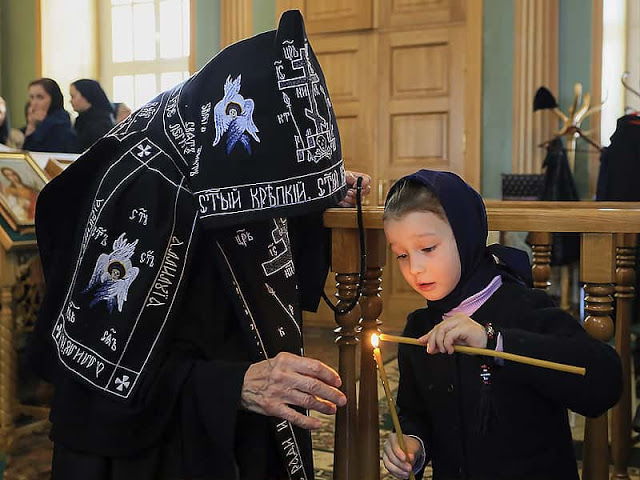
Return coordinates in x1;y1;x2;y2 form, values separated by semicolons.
146;237;183;307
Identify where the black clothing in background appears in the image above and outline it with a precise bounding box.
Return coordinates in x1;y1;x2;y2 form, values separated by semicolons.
0;101;11;145
74;106;115;151
23;109;79;153
596;114;640;201
398;282;622;480
538;138;580;265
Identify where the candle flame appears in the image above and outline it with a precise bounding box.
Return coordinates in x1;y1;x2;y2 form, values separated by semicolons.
371;333;379;348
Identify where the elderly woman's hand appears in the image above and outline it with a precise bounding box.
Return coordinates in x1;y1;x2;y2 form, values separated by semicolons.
338;170;372;207
241;352;347;429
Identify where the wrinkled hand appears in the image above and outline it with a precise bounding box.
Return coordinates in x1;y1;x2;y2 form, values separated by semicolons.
339;170;372;207
418;313;487;354
382;433;422;479
241;352;347;429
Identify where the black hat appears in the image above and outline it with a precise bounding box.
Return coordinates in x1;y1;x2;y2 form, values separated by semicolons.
110;9;347;228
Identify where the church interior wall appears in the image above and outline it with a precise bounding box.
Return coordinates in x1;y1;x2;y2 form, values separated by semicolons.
0;0;616;200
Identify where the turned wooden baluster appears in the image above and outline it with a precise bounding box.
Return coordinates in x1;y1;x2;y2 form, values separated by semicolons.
611;234;636;480
358;230;386;480
332;228;361;480
0;286;13;452
528;232;552;290
581;233;616;480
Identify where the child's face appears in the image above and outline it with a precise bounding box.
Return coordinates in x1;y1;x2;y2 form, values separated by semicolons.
384;211;461;301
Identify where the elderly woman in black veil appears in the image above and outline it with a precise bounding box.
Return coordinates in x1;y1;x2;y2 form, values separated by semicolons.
70;79;116;151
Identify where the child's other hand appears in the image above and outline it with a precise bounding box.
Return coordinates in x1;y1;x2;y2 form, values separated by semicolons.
382;433;422;479
418;313;487;354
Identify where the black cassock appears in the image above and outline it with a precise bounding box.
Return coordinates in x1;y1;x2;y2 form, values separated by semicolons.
45;231;297;479
397;281;622;480
31;10;345;480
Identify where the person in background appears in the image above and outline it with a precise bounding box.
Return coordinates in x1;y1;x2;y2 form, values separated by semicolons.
23;78;78;153
70;79;116;151
112;102;132;124
0;96;25;149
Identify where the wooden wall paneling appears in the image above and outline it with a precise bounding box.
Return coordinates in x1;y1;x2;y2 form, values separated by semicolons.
589;0;603;198
276;0;305;18
311;32;378;197
379;28;461;190
276;0;373;33
512;0;559;174
378;27;465;329
463;0;482;190
377;0;465;29
220;0;253;49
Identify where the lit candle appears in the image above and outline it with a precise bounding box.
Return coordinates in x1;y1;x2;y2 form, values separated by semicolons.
371;334;416;480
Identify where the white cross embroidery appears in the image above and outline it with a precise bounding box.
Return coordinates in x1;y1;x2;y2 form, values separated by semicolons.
136;144;152;158
115;375;130;391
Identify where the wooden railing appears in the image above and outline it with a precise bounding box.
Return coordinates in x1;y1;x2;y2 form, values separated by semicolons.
324;201;640;480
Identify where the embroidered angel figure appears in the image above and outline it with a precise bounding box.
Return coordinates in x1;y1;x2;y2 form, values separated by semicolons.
83;233;140;314
212;75;260;154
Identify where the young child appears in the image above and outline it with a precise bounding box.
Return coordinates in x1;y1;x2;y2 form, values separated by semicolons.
381;169;622;480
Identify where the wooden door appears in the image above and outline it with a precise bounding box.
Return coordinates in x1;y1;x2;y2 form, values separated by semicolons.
276;0;373;33
378;25;468;328
275;0;482;329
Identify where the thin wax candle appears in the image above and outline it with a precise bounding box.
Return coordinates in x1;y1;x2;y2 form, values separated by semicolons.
371;334;416;480
378;333;586;376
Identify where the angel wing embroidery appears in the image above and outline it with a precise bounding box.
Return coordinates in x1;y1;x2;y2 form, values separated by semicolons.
212;75;260;154
83;233;140;314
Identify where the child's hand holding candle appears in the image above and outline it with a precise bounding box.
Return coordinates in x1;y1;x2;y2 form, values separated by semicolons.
382;433;423;479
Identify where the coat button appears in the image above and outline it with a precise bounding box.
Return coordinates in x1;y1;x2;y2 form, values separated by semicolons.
447;384;454;393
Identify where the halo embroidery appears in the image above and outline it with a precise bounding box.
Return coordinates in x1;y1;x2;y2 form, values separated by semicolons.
212;75;260;154
83;233;140;314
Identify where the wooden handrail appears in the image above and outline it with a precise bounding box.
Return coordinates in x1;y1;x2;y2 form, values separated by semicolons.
324;202;640;232
324;201;640;480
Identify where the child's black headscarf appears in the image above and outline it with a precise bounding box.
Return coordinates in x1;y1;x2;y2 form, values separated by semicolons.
386;169;532;315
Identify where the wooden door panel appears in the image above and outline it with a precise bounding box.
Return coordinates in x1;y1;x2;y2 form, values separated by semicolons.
379;27;465;321
377;0;465;28
379;28;462;195
391;43;449;98
311;32;378;204
276;0;373;33
390;112;449;168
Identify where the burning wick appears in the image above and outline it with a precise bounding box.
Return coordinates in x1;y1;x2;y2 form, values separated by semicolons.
371;334;416;479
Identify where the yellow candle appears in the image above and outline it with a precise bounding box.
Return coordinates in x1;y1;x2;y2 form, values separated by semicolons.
371;334;416;480
379;333;586;376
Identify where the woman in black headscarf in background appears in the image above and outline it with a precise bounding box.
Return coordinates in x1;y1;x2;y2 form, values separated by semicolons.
70;79;116;151
23;78;79;153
